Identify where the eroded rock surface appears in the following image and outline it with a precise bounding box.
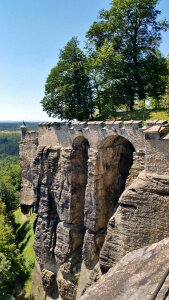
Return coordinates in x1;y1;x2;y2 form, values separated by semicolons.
100;171;169;272
80;237;169;300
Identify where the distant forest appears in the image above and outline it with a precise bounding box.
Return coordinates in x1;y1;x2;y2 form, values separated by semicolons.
0;121;38;131
0;133;20;156
0;122;38;156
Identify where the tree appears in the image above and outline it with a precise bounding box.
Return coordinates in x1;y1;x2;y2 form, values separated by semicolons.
41;37;93;121
161;55;169;110
86;0;169;112
145;51;168;109
86;43;126;115
0;201;26;299
0;156;21;213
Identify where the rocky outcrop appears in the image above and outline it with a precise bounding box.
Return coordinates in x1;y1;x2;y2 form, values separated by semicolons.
80;237;169;300
100;171;169;272
19;121;169;299
20;132;38;209
32;145;86;299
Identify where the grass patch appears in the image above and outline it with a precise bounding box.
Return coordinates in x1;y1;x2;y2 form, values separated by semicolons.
13;208;36;298
93;108;169;121
148;109;169;120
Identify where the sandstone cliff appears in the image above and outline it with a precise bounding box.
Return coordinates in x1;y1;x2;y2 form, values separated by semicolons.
80;237;169;300
19;120;169;299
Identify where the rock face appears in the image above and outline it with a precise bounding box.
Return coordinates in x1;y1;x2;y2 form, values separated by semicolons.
19;120;169;300
100;171;169;272
79;237;169;300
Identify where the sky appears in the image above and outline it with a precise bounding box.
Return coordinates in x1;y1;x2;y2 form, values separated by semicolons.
0;0;169;121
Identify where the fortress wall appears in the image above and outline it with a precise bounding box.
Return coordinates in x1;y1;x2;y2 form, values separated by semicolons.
145;125;169;175
20;133;39;206
37;120;145;151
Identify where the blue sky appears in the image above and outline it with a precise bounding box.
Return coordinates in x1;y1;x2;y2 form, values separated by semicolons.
0;0;168;121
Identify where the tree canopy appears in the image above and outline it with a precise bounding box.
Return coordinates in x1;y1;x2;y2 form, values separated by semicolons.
41;0;169;119
0;201;24;300
41;37;93;121
0;156;21;212
0;155;27;299
86;0;169;111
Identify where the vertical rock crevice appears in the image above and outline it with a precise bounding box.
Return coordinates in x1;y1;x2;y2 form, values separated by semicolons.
70;136;89;225
33;147;61;297
54;136;90;300
83;136;135;271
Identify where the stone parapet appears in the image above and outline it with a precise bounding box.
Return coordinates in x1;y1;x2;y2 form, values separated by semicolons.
37;120;145;151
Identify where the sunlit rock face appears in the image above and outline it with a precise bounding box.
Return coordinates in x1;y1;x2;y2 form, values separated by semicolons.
80;238;169;300
20;120;169;300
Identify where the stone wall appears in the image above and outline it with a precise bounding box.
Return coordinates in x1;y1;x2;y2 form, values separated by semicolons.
37;120;144;151
20;132;38;207
145;124;169;174
19;120;169;299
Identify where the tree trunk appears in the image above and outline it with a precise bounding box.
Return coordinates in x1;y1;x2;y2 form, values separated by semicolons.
129;97;134;111
98;102;102;114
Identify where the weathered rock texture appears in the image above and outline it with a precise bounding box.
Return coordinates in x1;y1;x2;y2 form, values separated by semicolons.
100;171;169;272
79;237;169;300
20;120;169;299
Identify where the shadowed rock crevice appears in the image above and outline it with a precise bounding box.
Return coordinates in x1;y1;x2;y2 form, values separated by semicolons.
120;203;137;210
95;136;134;255
82;136;135;281
53;136;90;300
70;136;89;224
95;136;135;247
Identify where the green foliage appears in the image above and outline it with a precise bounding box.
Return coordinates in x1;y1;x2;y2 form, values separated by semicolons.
87;43;126;114
0;156;21;212
0;202;27;299
145;52;168;108
41;37;93;120
86;0;169;113
161;55;169;110
0;154;35;298
41;1;169;119
93;108;169;121
0;132;20;156
0;155;24;298
0;253;15;300
13;208;36;297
